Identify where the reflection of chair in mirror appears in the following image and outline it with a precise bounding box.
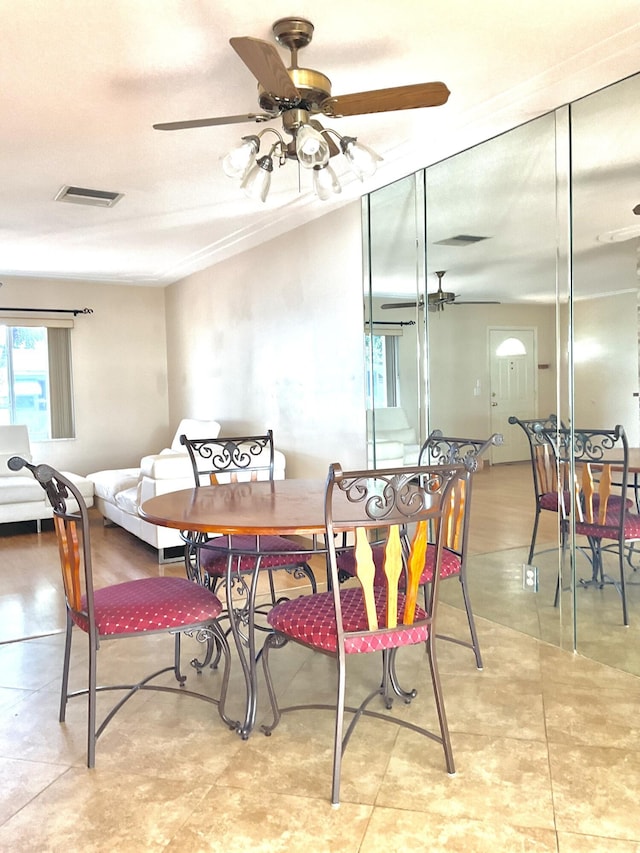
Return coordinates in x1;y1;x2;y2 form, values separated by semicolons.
508;415;567;564
550;424;640;627
260;462;464;806
8;456;234;767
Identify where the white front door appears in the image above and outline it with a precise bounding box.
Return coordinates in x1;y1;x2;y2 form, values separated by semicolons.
489;328;537;463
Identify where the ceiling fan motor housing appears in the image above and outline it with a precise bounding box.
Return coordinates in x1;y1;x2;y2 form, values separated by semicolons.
259;19;332;114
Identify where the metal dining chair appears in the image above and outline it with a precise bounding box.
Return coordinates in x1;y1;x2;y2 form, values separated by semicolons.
260;461;465;806
335;430;502;669
179;431;317;671
8;456;236;766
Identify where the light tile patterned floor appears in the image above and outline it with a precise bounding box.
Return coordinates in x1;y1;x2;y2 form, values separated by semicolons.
1;605;640;852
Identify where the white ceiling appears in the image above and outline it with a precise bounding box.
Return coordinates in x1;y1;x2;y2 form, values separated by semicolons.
1;1;639;286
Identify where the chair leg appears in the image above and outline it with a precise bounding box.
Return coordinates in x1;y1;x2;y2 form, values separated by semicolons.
331;655;347;808
87;631;98;769
173;633;187;685
459;575;483;669
425;632;455;776
619;546;629;627
59;610;73;723
260;631;288;735
527;508;542;564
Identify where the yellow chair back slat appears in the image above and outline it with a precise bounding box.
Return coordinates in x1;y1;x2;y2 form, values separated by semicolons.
352;519;429;630
353;527;379;630
54;515;83;612
382;525;402;630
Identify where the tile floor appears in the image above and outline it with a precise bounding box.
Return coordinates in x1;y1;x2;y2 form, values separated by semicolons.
1;601;640;851
2;462;640;853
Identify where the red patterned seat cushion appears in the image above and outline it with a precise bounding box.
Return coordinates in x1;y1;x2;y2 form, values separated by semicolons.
200;534;311;576
539;491;566;511
576;511;640;541
267;587;429;654
336;544;460;586
540;492;631;514
72;576;223;636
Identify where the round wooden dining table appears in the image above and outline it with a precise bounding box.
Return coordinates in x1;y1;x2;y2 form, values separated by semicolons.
140;478;330;538
140;479;331;738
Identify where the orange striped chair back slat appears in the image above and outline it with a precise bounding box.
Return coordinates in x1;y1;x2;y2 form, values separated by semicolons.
534;443;556;496
441;478;466;552
577;462;612;524
54;515;83;612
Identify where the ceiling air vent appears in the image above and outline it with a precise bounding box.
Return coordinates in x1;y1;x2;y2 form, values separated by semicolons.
54;185;124;208
433;234;490;246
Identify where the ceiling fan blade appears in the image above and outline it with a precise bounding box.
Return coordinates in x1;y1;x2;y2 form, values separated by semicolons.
230;36;300;101
322;81;450;118
454;300;502;305
309;119;340;157
153;113;275;131
381;300;423;310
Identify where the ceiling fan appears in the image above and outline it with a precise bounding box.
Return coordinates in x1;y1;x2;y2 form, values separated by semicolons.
381;270;502;312
152;17;450;201
153;17;450;132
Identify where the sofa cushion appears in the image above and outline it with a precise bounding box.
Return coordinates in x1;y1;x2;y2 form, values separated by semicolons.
87;468;139;502
62;472;95;502
0;475;45;504
114;485;140;515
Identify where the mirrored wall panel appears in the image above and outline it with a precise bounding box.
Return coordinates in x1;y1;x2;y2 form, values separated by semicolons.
364;71;640;672
571;72;640;674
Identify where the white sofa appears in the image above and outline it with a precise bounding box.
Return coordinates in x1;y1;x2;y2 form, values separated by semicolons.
0;424;94;530
366;407;420;467
87;420;288;562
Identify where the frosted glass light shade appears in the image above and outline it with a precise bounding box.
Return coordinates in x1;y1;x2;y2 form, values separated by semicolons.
295;125;330;169
222;136;260;179
312;163;342;200
340;137;383;180
241;156;273;203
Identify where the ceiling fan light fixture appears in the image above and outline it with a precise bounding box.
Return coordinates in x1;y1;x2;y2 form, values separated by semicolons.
295;124;331;169
222;135;260;179
241;154;273;202
312;163;342;200
339;136;382;180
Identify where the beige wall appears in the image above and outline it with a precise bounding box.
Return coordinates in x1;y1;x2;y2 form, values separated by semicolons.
427;302;557;443
165;203;368;479
573;290;639;445
1;276;170;474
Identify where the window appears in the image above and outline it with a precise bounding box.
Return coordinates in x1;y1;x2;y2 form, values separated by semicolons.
0;325;74;440
365;332;399;408
495;336;527;357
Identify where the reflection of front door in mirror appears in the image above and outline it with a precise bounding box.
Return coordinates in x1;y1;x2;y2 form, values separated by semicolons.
489;328;536;463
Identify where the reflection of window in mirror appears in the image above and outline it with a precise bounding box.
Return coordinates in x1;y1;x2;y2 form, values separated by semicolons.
364;331;399;408
496;337;527;357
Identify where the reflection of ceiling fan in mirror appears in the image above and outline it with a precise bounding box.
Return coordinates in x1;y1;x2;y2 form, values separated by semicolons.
381;270;502;312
